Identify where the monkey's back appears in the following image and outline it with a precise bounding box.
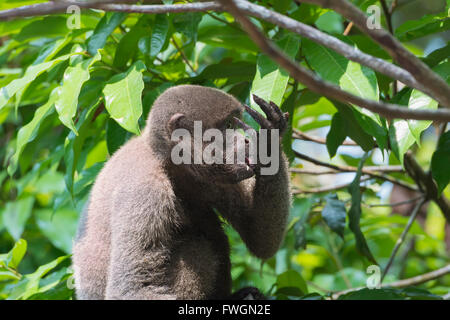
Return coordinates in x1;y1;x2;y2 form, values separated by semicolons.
72;135;159;299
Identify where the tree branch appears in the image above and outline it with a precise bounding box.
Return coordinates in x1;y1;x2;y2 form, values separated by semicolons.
0;0;221;19
293;129;357;146
298;0;450;109
231;0;433;102
219;0;450;121
381;198;428;282
404;151;450;223
293;176;372;194
293;150;417;191
332;264;450;299
0;1;444;106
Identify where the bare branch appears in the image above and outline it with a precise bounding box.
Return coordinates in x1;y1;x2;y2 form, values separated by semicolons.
293;150;417;191
299;0;450;108
367;195;425;208
381;198;428;282
332;264;450;299
1;1;448;108
0;1;220;20
404;151;450;223
231;1;434;103
218;0;450;121
293;129;357;146
293;176;372;194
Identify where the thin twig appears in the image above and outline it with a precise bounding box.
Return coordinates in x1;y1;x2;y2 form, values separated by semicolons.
293;129;357;146
380;0;393;34
293;150;417;191
292;176;372;194
218;0;450;121
367;195;425;208
298;0;450;108
343;21;354;35
404;151;450;223
381;198;428;282
170;37;196;74
332;264;450;299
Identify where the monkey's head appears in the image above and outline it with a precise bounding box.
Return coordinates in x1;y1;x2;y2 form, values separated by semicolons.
146;85;255;184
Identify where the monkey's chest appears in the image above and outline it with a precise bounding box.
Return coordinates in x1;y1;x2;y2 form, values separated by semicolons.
173;207;232;298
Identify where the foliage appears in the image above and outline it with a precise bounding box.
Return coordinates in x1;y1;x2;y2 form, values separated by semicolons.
0;0;449;300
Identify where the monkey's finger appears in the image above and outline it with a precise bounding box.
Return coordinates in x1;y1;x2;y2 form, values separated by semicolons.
269;101;284;119
252;94;278;121
233;117;252;131
243;104;272;129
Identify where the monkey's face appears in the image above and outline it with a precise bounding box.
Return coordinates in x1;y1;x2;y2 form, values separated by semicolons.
168;111;256;185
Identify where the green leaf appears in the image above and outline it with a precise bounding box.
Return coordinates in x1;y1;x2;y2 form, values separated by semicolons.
389;120;415;166
87;12;126;56
12;255;70;300
106;117;130;155
395;8;450;42
6;239;27;269
14;16;68;42
303;39;380;122
251;35;300;111
333;103;376;152
431;131;450;195
198;16;258;54
172;12;202;42
7;88;57;175
326;112;347;158
2;197;34;241
0;53;77;111
150;14;170;57
322;194;346;239
290;197;314;250
103;61;146;135
339;288;404;300
114;15;151;68
406;89;437;145
63;104;98;199
55;53;101;134
271;0;291;13
35;209;78;254
276;270;308;296
347;152;377;264
193;60;255;83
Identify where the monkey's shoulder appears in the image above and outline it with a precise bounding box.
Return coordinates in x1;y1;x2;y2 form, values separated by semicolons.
91;136;173;205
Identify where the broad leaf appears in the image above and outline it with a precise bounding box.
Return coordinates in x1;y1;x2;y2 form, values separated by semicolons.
5;239;27;269
322;194;346;239
347;152;377;264
2;197;34;241
87;12;126;56
251;35;300;112
114;15;151;68
8;88;58;175
0;53;77;110
55;53;101;134
431;131;450;195
103;61;146;135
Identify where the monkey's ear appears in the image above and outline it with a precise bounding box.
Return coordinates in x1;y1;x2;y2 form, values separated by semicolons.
167;113;187;134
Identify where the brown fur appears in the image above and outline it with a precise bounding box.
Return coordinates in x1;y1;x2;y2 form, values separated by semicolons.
72;85;291;299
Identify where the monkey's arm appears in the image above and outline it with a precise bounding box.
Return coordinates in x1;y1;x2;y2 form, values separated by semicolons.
219;151;291;260
219;96;291;259
105;184;180;300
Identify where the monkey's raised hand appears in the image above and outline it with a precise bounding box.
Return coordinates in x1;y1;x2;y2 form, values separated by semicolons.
240;94;289;135
233;95;289;174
